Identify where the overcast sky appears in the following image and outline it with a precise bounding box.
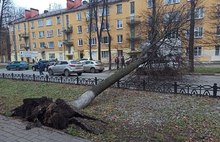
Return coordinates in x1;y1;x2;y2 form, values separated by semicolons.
13;0;66;13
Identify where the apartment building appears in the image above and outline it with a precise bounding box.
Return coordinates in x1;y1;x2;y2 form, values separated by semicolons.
9;0;220;63
9;0;146;63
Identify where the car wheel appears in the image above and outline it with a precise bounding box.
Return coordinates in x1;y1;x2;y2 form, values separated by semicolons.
64;70;70;77
26;67;29;70
90;68;96;73
48;69;54;76
99;70;103;73
32;66;36;71
6;67;10;70
77;72;82;76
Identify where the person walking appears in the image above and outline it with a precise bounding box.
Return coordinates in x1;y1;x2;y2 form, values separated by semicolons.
38;59;44;75
115;56;119;70
120;56;125;68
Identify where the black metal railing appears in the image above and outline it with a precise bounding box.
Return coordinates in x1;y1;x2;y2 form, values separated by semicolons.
0;73;219;98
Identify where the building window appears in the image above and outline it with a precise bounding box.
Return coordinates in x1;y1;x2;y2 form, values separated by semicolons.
87;24;97;32
24;23;26;31
215;46;220;56
217;25;220;36
39;31;44;38
76;12;81;21
102;22;109;30
49;53;55;59
167;30;179;38
57;16;61;24
31;21;34;29
187;27;203;38
148;0;153;8
48;41;54;48
130;1;135;14
194;27;203;38
33;42;36;48
117;20;123;29
32;32;36;39
38;20;44;27
47;30;53;38
164;11;180;23
40;42;45;48
18;24;20;31
89;37;97;45
217;4;220;17
46;18;53;26
99;7;109;16
58;41;62;47
117;35;123;43
164;0;180;5
78;39;83;46
57;29;62;36
194;47;202;56
116;4;122;14
66;15;69;27
101;51;109;58
195;7;204;19
77;25;82;33
102;36;109;44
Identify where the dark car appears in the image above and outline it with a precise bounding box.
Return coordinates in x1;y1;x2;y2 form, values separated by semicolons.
6;61;29;70
32;60;55;71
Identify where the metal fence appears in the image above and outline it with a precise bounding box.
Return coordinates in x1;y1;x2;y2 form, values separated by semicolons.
0;73;219;98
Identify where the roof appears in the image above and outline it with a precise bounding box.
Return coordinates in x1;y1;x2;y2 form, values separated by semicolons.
13;0;127;24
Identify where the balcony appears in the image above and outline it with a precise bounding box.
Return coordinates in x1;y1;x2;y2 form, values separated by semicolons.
19;33;29;39
63;26;73;34
126;16;141;25
126;33;142;41
63;40;73;47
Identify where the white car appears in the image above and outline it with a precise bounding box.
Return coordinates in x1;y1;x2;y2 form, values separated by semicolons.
48;60;83;76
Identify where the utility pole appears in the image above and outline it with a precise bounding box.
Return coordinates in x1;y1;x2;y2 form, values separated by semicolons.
13;23;17;61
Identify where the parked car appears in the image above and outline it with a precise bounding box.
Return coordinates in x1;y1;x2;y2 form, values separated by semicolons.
6;61;29;70
48;60;83;76
80;60;104;73
32;60;55;71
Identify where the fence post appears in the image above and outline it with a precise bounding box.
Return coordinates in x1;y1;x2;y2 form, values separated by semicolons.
2;73;4;78
213;83;217;98
46;75;49;82
33;74;35;81
11;73;14;79
21;73;24;81
174;82;177;94
95;77;97;85
77;76;79;85
143;79;146;90
60;76;62;83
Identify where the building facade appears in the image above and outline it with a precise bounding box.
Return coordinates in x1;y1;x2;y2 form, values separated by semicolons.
9;0;220;63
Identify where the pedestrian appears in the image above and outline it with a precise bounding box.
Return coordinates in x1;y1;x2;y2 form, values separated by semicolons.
32;58;35;64
121;56;125;68
115;56;119;69
38;59;44;75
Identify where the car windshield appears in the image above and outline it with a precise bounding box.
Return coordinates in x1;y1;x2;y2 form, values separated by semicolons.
95;61;102;64
70;61;81;64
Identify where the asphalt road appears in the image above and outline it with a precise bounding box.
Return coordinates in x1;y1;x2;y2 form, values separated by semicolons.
0;68;220;86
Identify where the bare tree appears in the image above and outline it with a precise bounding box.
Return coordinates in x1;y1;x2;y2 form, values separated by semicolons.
69;0;190;109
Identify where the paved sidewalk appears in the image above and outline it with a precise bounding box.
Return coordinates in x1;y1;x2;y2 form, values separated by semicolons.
0;115;90;142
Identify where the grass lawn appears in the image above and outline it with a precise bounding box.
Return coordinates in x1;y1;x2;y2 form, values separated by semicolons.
195;67;220;74
0;79;220;141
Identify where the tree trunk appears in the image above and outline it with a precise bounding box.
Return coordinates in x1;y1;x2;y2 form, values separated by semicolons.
188;0;196;72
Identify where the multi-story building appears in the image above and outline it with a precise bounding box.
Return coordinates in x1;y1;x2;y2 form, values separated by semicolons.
9;0;220;63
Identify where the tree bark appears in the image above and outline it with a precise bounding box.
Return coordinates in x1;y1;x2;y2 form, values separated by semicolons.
188;0;196;72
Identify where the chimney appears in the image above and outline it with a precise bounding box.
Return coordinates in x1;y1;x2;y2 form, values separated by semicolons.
24;10;31;19
66;0;82;10
30;8;39;18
